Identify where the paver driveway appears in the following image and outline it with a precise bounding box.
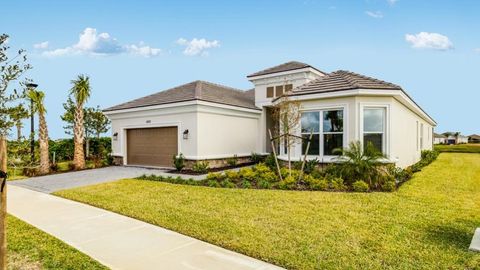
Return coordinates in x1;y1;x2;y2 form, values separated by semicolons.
9;166;171;193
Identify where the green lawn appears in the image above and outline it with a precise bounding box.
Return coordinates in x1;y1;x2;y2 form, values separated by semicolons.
7;215;107;269
435;143;480;153
55;153;480;270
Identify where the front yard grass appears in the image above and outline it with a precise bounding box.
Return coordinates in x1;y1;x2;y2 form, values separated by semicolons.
7;215;107;269
55;153;480;269
435;143;480;153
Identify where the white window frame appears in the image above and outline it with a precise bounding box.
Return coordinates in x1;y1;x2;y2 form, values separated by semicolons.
359;104;389;157
299;106;347;160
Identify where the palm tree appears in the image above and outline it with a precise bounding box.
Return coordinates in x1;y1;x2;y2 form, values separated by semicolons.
70;75;91;170
8;104;29;141
27;89;49;174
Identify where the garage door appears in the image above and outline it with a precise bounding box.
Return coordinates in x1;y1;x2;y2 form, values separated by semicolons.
127;127;178;167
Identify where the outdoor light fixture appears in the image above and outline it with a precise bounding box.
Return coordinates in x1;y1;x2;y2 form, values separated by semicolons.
113;132;118;141
183;129;189;140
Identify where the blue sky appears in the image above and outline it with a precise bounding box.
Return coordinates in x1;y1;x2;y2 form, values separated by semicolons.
2;0;479;139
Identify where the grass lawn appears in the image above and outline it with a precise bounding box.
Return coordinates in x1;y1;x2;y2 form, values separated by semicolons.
55;153;480;269
7;215;107;269
435;143;480;153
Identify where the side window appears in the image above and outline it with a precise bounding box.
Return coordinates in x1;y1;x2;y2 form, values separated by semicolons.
275;85;284;97
266;87;274;98
363;108;385;153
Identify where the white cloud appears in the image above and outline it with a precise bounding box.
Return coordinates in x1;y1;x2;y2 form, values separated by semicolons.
387;0;398;5
33;41;49;49
176;38;220;56
42;27;161;57
366;11;384;18
475;48;480;53
405;32;454;51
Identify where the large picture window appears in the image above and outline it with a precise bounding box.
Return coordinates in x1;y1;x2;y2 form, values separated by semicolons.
363;108;385;153
301;109;344;156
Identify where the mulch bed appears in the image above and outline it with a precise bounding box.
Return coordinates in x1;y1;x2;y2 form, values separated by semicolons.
166;162;255;175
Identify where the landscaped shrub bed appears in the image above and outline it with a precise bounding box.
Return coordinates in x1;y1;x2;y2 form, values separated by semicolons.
137;149;439;192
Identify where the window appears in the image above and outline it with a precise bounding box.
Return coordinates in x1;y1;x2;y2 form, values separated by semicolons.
301;109;344;156
363;108;385;153
301;112;320;155
275;85;284;97
266;84;293;98
285;84;293;92
266;87;274;98
420;123;424;149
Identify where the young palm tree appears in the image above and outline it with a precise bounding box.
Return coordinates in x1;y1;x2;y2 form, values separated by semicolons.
27;89;50;174
70;75;91;170
8;104;29;141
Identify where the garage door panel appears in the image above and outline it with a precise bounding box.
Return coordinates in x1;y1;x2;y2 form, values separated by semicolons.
127;127;178;167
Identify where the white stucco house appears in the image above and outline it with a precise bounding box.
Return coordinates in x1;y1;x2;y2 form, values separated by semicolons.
104;61;436;169
433;133;447;144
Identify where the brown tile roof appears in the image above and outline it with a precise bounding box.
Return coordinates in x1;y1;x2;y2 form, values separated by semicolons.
286;70;402;97
434;133;446;138
468;134;480;139
247;61;324;78
104;80;259;112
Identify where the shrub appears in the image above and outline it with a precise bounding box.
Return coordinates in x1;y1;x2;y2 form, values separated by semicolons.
264;153;277;171
221;180;236;188
192;161;209;174
23;167;39;177
241;180;252;189
207;180;221;188
382;179;396;192
308;178;329;191
278;175;297;190
258;180;272;189
225;170;239;182
67;162;76;171
226;155;238;167
172;153;185;171
294;158;319;174
250;152;263;164
206;172;223;181
352;180;370;192
330;177;347;191
239;167;256;183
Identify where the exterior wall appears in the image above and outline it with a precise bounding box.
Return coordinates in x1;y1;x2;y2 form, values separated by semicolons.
274;95;434;168
106;102;262;166
196;105;261;159
107;104;199;165
389;98;434;168
434;137;446;144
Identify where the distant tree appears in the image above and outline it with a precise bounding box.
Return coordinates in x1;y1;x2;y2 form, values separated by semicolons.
86;106;110;139
27;89;49;174
69;75;91;170
8;104;29;141
61;101;110;157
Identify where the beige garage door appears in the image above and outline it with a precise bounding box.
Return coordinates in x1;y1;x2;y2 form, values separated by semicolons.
127;127;178;167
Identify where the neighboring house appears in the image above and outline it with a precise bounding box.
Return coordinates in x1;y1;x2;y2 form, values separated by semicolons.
104;61;436;169
433;133;447;144
443;132;469;144
468;134;480;143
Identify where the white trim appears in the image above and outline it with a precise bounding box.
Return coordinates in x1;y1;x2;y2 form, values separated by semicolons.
183;153;263;160
247;67;325;81
104;100;261;116
121;122;182;165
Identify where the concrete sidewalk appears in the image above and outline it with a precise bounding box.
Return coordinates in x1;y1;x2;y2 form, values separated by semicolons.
7;185;283;270
470;228;480;252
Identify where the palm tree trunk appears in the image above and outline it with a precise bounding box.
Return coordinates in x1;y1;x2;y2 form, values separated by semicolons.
16;122;22;141
73;105;85;170
38;113;50;175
